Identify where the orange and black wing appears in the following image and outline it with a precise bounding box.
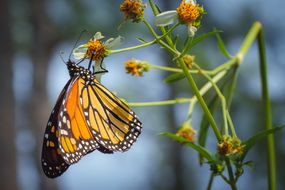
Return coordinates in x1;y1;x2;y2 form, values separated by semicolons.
57;77;106;165
41;79;72;178
80;79;142;152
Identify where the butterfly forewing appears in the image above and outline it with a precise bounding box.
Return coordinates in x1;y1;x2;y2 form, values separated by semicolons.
57;77;100;165
81;78;142;152
41;80;71;178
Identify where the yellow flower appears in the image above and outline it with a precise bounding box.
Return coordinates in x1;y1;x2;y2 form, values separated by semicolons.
155;0;205;37
73;32;123;62
176;122;196;142
124;59;149;77
176;0;201;24
183;54;195;69
84;39;106;62
120;0;146;23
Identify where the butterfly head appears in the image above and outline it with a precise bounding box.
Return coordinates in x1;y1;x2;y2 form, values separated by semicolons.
66;60;94;81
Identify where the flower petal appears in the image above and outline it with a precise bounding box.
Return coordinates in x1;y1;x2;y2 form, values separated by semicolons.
186;0;196;5
73;45;87;59
105;36;124;49
93;32;105;40
187;24;197;37
154;10;178;27
93;61;106;81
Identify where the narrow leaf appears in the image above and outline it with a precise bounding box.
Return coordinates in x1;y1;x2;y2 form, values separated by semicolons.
243;161;254;168
161;132;213;161
155;4;162;13
136;37;148;43
190;30;222;49
241;125;285;161
215;30;232;59
164;72;185;83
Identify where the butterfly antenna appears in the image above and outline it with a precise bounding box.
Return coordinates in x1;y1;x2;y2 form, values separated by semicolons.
68;29;88;60
59;51;67;65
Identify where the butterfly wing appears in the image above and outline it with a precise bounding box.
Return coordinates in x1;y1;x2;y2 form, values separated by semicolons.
41;79;72;178
81;79;142;152
57;77;102;165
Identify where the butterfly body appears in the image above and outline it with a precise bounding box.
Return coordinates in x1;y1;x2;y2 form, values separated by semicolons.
42;60;142;178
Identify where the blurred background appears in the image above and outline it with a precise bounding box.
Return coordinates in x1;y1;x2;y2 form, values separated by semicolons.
1;0;285;189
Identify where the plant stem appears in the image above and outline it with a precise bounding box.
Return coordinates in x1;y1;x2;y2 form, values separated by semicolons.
236;22;262;65
110;23;179;54
178;58;222;141
148;0;175;47
207;173;215;190
194;64;229;136
148;64;182;72
226;159;238;190
257;24;276;190
127;98;192;107
188;70;227;117
143;19;178;55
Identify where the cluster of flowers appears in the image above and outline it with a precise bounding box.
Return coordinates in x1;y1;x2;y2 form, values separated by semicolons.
72;0;204;77
71;0;244;158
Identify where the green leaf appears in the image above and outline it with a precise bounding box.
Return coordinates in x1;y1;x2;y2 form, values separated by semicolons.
161;132;213;161
243;161;254;168
136;37;148;43
190;30;222;49
155;4;162;13
215;29;232;59
164;72;185;83
241;125;285;161
223;67;238;109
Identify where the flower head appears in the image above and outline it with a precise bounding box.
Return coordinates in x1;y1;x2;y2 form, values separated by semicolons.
73;32;123;62
176;0;201;24
176;122;196;142
183;54;195;69
155;0;205;37
217;136;245;157
125;59;149;76
120;0;146;23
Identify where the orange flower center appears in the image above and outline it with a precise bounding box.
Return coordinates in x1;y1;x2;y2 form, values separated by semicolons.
176;0;201;23
176;126;196;142
85;39;106;62
125;60;143;76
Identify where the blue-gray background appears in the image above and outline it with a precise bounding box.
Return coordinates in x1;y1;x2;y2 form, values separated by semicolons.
1;0;285;190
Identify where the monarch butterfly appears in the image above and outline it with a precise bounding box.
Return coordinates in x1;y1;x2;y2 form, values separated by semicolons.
41;59;142;178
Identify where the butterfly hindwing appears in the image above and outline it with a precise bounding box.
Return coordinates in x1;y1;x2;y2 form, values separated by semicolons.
81;78;142;152
41;80;71;178
57;77;101;165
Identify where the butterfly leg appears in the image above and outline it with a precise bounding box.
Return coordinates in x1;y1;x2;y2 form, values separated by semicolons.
92;58;108;75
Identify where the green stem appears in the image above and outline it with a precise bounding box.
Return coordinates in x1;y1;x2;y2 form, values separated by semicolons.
226;159;238;190
178;58;222;141
176;37;193;60
110;23;179;54
226;111;237;137
143;19;178;55
257;24;275;190
207;173;215;190
195;64;229;136
148;0;175;47
188;70;227;117
127;98;192;107
236;22;262;65
148;64;182;73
